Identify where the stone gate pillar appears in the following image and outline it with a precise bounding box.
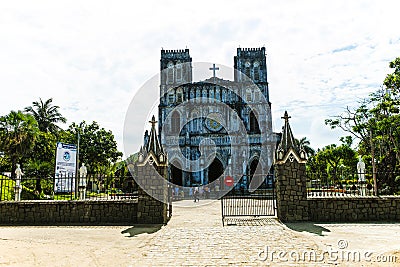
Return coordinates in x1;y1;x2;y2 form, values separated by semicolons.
135;116;170;224
275;111;309;222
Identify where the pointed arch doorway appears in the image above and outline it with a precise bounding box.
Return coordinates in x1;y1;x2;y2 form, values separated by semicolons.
221;157;276;226
207;158;224;186
248;158;263;190
170;161;183;187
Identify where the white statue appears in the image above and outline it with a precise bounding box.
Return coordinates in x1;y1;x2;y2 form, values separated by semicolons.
78;163;88;200
15;164;24;186
79;163;88;186
14;164;23;201
79;163;87;177
357;156;366;182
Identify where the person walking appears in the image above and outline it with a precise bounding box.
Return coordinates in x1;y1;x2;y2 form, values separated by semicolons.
193;187;200;202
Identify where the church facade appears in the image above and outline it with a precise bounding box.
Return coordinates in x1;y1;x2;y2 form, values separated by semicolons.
151;47;279;189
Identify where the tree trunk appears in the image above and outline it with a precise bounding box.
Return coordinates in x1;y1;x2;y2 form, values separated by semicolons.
35;178;42;194
10;158;16;179
370;130;378;196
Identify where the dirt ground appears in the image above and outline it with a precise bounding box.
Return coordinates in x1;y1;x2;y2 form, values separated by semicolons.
0;200;399;266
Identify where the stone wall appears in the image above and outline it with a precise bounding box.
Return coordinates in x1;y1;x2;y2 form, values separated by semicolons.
308;196;400;222
274;158;400;222
136;162;169;224
0;200;138;225
275;158;309;222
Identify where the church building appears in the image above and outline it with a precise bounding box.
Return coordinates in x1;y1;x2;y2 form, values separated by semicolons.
144;47;279;189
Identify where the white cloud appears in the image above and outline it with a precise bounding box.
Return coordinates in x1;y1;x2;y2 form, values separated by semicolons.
1;0;400;157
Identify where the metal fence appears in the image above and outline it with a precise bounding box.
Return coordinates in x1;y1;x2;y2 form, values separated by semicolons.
221;175;276;226
306;172;378;197
0;174;138;201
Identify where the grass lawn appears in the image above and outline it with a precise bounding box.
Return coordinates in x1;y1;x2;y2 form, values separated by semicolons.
0;175;15;201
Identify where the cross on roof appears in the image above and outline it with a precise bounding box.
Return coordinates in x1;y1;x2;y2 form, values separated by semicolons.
281;111;291;124
149;115;157;128
209;63;219;78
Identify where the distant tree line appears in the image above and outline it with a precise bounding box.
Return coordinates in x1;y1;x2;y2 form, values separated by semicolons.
306;57;400;195
0;98;123;181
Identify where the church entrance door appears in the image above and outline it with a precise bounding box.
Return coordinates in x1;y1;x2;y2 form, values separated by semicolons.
248;158;263;190
221;159;276;226
207;158;224;185
170;161;183;187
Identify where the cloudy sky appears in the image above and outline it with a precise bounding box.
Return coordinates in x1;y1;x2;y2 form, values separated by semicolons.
1;0;400;157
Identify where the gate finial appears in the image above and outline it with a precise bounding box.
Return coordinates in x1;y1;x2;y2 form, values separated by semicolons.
276;111;306;163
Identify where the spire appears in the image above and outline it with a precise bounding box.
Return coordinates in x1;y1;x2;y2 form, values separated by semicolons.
278;111;299;154
145;115;164;157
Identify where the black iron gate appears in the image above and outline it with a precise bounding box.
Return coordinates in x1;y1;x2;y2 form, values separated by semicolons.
221;175;276;226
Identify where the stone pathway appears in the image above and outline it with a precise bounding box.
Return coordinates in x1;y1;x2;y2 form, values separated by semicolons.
0;199;399;266
134;199;321;266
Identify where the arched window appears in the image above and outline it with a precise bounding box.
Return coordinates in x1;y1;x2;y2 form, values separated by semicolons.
192;112;198;132
176;87;183;103
209;88;214;101
216;88;220;101
244;61;251;79
222;89;226;102
202;89;207;101
253;61;260;81
167;62;174;84
246;89;252;102
171;111;180;133
168;92;175;104
196;88;201;102
254;90;260;102
189;88;194;100
249;111;260;133
176;61;182;82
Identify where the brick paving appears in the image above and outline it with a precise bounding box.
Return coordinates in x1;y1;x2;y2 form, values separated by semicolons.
132;200;324;266
0;199;399;266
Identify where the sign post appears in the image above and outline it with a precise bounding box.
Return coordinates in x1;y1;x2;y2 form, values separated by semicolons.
54;142;77;193
224;176;234;187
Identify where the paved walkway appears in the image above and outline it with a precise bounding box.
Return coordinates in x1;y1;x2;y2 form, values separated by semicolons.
0;200;399;266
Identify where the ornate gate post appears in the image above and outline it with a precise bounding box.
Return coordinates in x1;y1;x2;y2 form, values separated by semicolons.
275;111;309;222
135;116;170;224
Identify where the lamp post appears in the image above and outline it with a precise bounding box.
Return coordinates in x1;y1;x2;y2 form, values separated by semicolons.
75;131;80;197
370;129;378;196
338;163;345;187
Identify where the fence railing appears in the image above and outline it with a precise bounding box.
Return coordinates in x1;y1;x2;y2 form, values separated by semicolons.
0;174;138;201
221;188;276;226
306;172;377;197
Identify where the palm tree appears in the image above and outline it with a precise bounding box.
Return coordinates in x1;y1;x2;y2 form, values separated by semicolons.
295;137;315;157
0;111;39;177
25;98;66;134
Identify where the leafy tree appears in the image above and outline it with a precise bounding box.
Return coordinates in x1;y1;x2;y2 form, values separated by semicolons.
65;121;122;174
295;137;315;157
25;131;57;177
307;138;357;184
321;144;356;182
24;131;58;193
325;99;379;191
0;152;11;174
325;57;400;194
383;57;400;92
25;98;66;135
306;148;327;179
0;111;39;177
